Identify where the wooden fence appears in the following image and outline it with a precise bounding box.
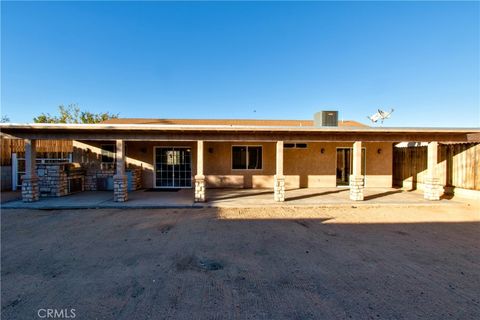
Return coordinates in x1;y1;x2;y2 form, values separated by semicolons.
0;137;73;166
393;143;480;191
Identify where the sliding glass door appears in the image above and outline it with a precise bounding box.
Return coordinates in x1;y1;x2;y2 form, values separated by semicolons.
155;147;192;188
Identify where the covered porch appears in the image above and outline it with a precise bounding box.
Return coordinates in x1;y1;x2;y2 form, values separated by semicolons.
1;123;477;204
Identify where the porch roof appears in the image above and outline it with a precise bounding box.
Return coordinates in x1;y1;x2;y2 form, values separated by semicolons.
1;123;479;143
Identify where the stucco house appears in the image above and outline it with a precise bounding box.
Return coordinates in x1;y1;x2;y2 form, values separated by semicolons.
1;111;478;203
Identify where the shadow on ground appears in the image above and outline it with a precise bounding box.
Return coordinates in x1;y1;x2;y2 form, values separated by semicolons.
1;205;479;320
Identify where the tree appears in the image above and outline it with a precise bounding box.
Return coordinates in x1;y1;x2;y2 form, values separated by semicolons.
1;115;10;123
33;104;119;124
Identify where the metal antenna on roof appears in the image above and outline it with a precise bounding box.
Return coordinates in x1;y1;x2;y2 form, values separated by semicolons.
367;108;394;126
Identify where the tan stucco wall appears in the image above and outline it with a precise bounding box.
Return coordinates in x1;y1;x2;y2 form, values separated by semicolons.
204;141;392;188
364;142;393;187
204;142;276;188
282;142;392;188
73;140;393;189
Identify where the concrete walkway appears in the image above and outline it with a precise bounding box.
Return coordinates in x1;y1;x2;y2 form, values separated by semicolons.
1;187;460;209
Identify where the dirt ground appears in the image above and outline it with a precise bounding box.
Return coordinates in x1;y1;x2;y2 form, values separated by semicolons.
1;203;479;319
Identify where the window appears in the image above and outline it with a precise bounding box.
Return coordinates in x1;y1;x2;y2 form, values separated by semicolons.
247;146;262;169
284;143;308;149
232;146;247;169
232;146;262;170
101;144;115;163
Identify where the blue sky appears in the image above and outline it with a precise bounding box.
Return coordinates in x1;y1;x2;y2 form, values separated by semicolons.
1;1;479;127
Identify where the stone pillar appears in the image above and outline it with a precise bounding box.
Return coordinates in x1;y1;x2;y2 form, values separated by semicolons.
349;141;364;201
424;141;441;200
22;139;39;202
194;140;206;202
274;141;285;202
113;140;128;202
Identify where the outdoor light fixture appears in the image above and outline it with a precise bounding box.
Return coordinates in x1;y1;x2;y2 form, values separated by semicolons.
320;148;325;154
208;147;214;154
377;148;382;154
140;147;147;154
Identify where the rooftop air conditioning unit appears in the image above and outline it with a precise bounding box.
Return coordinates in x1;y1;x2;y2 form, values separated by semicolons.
314;111;338;127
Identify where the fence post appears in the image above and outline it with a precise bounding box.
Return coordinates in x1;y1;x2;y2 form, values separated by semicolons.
12;153;17;191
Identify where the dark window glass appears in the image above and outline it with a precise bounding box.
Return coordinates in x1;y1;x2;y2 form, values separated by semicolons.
232;147;247;169
295;143;308;148
101;144;115;163
284;143;295;148
247;146;262;169
232;146;263;169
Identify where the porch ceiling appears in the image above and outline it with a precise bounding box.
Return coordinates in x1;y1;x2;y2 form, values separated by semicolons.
0;123;478;142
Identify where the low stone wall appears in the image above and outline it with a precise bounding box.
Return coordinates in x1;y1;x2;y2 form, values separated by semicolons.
83;166;142;191
36;163;85;197
129;167;142;191
37;164;68;197
84;167;115;191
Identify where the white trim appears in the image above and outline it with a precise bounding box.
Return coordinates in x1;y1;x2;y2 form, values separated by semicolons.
231;145;264;171
153;146;193;189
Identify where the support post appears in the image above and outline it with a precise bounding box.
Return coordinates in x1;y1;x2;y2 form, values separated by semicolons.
22;139;39;202
424;141;441;200
274;141;285;202
194;140;206;202
349;141;364;201
113;140;128;202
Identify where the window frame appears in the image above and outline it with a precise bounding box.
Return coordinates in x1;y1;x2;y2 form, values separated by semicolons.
231;145;263;170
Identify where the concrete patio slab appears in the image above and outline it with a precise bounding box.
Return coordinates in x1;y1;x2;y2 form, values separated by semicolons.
206;187;461;207
1;189;198;209
1;187;462;210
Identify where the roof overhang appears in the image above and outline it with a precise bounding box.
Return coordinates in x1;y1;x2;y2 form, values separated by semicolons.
0;123;479;143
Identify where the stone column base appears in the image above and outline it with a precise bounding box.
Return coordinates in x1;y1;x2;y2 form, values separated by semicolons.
194;175;206;202
424;177;442;201
22;176;40;202
274;175;285;202
113;175;128;202
402;179;414;191
349;175;364;201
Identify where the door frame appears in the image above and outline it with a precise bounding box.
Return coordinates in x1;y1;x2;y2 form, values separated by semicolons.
335;147;367;187
153;146;193;188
